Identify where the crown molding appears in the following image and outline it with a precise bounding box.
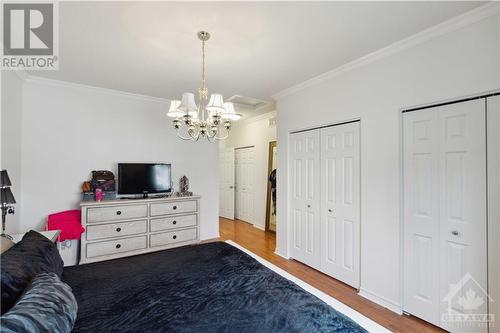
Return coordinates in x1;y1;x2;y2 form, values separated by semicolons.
272;2;500;100
24;75;170;104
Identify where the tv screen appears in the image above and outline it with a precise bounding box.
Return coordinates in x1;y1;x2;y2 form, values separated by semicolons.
118;163;172;195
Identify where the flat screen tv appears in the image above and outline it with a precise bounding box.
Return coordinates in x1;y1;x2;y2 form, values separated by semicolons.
118;163;172;197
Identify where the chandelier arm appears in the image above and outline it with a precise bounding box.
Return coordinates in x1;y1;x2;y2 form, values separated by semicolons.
175;129;196;141
212;127;231;141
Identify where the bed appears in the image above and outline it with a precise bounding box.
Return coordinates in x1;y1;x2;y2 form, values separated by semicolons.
2;232;386;332
62;241;371;332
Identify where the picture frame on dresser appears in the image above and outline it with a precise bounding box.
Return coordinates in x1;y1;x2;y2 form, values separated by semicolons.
79;196;200;264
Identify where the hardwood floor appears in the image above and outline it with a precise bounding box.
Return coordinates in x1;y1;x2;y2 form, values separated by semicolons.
219;217;444;333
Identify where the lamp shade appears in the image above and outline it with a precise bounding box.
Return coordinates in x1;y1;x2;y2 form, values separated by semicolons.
221;102;241;121
0;170;12;187
0;187;15;206
206;94;225;114
167;100;184;118
178;93;198;117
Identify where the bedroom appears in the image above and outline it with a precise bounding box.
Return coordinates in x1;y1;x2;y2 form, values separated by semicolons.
1;1;499;332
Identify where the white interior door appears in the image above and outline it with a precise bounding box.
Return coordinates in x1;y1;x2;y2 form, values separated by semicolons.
403;99;487;333
320;122;360;289
289;130;321;268
219;148;235;219
403;108;441;325
235;147;255;224
437;100;486;333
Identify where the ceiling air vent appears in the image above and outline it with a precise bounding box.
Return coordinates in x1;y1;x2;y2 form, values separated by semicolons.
227;95;268;110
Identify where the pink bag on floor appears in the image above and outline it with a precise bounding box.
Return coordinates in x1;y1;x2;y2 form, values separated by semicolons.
47;210;85;241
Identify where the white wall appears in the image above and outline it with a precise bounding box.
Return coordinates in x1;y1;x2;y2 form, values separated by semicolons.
275;9;500;312
17;78;219;240
1;71;24;234
220;111;277;229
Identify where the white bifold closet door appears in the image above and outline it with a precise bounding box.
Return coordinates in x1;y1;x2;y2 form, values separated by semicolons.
290;122;360;288
403;99;487;333
290;130;321;268
320;122;360;288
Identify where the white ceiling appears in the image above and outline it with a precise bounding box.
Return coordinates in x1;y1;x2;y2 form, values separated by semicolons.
31;1;483;111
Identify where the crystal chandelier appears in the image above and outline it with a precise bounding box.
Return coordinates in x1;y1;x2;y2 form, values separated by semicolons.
167;31;241;141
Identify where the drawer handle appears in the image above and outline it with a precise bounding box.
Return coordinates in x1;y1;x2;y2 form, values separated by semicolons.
116;244;121;249
172;220;177;225
173;205;177;210
116;227;121;232
173;235;177;240
116;211;122;215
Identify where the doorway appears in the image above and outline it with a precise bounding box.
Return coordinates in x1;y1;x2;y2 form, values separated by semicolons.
265;141;277;232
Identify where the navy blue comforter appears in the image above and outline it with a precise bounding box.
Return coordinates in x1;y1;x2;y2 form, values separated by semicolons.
63;242;367;333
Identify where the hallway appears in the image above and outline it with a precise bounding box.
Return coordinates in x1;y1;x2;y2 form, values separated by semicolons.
218;218;443;333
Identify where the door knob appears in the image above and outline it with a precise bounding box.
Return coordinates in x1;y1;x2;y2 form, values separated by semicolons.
307;204;311;208
328;209;333;213
451;230;460;236
229;186;234;189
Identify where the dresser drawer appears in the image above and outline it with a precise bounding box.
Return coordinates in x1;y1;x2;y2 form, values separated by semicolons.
150;214;197;232
86;236;147;258
86;220;147;241
87;204;148;223
150;228;197;248
150;200;197;216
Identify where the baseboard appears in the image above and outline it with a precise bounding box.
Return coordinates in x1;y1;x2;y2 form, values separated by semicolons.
253;224;266;231
274;248;290;259
358;288;402;315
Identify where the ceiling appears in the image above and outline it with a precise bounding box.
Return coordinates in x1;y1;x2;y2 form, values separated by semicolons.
30;1;483;116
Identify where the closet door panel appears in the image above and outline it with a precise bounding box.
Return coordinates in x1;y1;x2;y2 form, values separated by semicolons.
403;109;440;325
320;122;360;288
290;130;321;268
437;100;487;333
404;99;488;333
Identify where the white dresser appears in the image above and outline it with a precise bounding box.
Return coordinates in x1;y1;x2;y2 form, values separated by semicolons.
79;196;200;264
